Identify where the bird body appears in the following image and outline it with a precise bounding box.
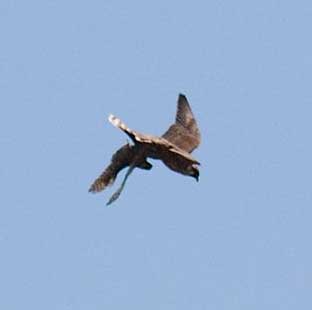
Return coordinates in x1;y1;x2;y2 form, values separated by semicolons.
89;94;201;205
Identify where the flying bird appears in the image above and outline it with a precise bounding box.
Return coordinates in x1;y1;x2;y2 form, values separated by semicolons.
89;94;201;205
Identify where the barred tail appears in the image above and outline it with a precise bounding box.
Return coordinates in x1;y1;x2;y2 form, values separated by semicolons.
88;166;117;193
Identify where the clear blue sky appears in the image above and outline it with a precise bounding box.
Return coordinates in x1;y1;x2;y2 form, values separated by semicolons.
1;1;311;309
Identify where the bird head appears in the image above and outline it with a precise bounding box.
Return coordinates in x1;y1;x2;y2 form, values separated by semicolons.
190;165;200;182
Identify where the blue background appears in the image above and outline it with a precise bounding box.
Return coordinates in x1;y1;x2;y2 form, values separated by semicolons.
1;1;311;309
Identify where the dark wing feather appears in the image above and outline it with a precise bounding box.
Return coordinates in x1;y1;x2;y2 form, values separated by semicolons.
162;94;201;153
88;144;135;193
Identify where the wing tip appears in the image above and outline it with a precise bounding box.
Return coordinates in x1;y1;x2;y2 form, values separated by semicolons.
108;114;123;129
108;114;116;124
177;94;191;113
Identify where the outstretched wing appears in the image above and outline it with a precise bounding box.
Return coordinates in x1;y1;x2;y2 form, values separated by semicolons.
108;114;152;144
162;94;201;153
88;143;135;193
109;114;199;165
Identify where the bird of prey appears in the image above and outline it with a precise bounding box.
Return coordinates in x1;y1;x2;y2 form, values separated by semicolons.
89;94;201;205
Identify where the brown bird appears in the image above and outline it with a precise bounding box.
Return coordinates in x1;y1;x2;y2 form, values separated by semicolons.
89;94;201;205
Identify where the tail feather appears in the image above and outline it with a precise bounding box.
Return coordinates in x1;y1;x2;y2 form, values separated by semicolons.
88;166;117;193
88;143;134;194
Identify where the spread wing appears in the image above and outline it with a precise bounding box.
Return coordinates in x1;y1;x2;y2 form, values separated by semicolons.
162;94;201;153
88;143;135;193
109;114;200;165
